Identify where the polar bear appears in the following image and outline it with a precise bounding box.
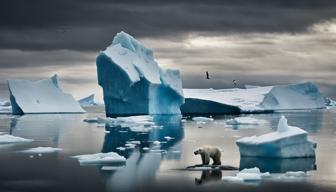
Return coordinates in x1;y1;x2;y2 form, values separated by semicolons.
194;146;222;165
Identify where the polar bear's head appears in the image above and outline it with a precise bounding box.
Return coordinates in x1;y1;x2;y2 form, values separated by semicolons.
194;148;204;155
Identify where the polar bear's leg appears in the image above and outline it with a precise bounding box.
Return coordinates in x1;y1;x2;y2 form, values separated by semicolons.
212;150;222;165
202;153;210;165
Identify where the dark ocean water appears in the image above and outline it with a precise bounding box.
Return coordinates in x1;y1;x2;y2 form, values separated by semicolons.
0;108;335;192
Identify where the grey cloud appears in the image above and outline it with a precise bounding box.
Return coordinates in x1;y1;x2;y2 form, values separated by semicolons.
1;0;336;51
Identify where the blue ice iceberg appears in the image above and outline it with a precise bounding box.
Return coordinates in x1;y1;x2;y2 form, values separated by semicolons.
236;116;316;158
96;31;184;116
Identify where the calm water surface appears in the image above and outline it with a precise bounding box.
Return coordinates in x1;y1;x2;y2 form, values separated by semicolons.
0;108;335;192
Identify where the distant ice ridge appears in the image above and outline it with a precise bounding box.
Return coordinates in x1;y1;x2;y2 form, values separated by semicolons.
182;82;325;114
20;147;62;153
236;116;316;158
78;94;97;106
96;31;184;116
8;74;85;115
0;134;33;144
72;152;126;166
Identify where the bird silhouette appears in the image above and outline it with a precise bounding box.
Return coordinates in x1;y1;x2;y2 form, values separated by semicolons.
233;80;237;88
206;71;210;79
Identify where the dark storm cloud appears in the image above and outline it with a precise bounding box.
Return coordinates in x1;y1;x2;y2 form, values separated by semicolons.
1;0;336;51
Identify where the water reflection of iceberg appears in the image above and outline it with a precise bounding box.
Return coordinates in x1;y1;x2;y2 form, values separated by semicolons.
239;157;316;173
102;115;184;191
10;114;88;147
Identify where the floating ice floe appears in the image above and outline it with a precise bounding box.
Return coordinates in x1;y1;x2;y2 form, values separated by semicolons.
20;147;62;154
226;117;260;125
72;152;126;166
96;31;184;116
0;134;33;144
83;117;99;123
192;117;214;122
164;136;174;141
8;74;85;114
236;116;316;158
285;171;306;177
222;167;270;182
182;82;325;114
325;97;336;108
152;141;161;145
91;115;158;132
116;147;126;151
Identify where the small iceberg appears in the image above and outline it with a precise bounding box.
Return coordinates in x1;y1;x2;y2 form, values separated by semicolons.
78;94;97;106
0;134;33;144
20;147;62;154
236;116;316;158
226;117;260;125
72;152;126;166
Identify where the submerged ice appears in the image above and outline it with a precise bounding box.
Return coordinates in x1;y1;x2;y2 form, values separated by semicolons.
236;116;316;158
8;74;85;115
96;31;184;116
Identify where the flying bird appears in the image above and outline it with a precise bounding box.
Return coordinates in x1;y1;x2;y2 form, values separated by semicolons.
233;80;237;88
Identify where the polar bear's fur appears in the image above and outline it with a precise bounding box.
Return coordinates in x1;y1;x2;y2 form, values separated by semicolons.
194;146;222;165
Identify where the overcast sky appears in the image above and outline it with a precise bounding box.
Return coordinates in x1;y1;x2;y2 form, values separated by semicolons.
1;0;336;101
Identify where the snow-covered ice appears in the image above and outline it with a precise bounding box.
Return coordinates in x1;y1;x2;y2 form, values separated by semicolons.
260;82;325;110
72;152;126;165
236;116;316;158
226;117;260;125
20;147;62;153
8;74;85;114
222;167;269;182
96;31;184;116
0;134;33;144
78;94;97;106
96;115;158;132
182;82;325;114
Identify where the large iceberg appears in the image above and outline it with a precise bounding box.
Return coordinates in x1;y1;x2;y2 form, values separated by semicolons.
236;116;316;158
8;74;85;115
96;31;184;116
182;82;325;114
